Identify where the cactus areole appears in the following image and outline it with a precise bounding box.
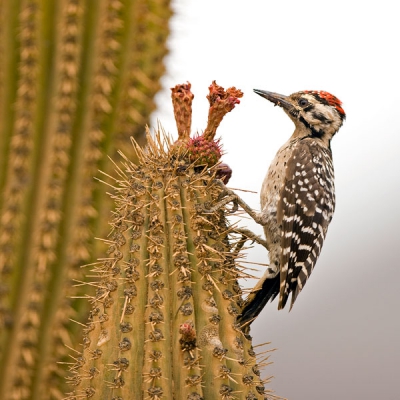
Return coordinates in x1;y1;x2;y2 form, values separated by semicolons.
66;82;277;399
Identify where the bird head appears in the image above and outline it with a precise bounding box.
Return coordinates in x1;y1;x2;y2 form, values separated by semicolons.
254;89;346;143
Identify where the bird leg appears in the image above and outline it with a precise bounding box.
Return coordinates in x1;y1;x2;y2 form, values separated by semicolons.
206;180;267;225
230;228;269;261
233;228;269;251
204;180;269;253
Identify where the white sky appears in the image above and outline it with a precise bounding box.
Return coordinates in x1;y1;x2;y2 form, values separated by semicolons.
151;1;400;399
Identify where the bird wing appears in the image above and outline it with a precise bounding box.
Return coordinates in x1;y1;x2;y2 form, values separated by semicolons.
277;140;335;310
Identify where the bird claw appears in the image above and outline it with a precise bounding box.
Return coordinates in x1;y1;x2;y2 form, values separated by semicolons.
234;228;269;251
203;193;238;214
202;179;238;213
230;198;239;214
205;180;265;225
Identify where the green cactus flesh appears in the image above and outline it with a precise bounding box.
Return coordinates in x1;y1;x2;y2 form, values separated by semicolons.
0;0;171;397
65;132;268;399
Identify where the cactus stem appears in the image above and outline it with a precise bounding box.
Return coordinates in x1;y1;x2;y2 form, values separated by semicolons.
62;80;280;398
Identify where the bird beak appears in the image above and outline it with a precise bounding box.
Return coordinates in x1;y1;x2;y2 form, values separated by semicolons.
253;89;293;113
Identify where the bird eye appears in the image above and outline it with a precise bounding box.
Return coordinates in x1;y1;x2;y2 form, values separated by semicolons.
298;98;309;107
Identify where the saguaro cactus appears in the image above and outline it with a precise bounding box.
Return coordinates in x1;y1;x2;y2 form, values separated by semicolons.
0;0;171;398
65;82;279;399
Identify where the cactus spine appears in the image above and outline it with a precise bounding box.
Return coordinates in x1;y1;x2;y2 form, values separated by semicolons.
66;83;278;399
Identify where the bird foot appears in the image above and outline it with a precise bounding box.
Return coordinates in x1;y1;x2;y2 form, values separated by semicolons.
233;228;269;251
206;180;265;225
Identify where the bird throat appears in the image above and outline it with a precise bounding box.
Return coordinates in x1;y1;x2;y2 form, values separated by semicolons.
298;115;324;138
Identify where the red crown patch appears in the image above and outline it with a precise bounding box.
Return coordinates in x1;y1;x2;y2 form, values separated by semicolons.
305;90;345;117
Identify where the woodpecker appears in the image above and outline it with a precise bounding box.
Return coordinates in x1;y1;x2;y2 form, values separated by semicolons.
238;89;345;326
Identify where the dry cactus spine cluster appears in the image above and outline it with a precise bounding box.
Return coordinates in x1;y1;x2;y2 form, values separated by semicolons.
65;82;279;399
